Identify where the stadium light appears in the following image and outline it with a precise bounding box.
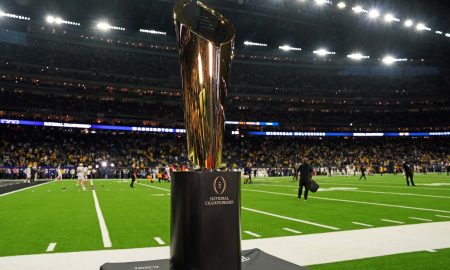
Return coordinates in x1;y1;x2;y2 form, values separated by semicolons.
446;33;450;37
382;56;396;65
110;163;115;168
96;21;125;31
435;31;443;35
97;21;110;31
313;48;336;56
337;2;346;9
416;23;431;31
0;10;30;20
140;29;167;35
279;45;302;51
315;0;328;6
46;15;54;23
368;9;380;19
384;13;400;23
243;41;268;47
382;56;407;65
101;161;107;167
352;6;367;14
46;15;80;26
404;20;414;27
347;53;369;60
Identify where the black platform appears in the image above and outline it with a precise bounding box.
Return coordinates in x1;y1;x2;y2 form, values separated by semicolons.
100;249;307;270
171;171;241;270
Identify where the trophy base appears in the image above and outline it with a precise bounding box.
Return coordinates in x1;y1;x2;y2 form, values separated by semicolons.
100;249;307;270
170;171;241;270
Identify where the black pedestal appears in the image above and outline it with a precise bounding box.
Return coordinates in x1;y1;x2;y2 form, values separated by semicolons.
100;249;307;270
171;171;241;270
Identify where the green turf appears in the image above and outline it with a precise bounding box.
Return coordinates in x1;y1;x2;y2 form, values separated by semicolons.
0;174;449;268
309;248;450;270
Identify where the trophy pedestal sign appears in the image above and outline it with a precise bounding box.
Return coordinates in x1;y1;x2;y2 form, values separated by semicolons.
171;171;241;270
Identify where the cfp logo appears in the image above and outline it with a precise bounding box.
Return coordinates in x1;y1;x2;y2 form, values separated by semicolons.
213;176;227;195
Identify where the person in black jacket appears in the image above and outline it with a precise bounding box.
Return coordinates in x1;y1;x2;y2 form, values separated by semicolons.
130;165;137;188
402;162;416;187
298;158;313;201
359;164;367;180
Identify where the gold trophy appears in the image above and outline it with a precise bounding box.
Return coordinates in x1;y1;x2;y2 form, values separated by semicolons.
174;0;235;169
172;1;241;270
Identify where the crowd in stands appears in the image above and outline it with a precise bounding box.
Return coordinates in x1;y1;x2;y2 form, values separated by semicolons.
1;89;449;131
1;35;449;132
0;126;448;179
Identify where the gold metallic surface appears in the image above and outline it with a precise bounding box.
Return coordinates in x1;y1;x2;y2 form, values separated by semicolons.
174;0;235;169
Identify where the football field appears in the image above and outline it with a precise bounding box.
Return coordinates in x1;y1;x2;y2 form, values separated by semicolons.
1;174;449;269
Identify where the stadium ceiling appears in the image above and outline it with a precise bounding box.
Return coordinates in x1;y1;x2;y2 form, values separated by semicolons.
1;0;449;61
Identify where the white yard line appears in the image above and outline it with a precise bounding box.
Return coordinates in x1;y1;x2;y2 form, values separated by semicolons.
154;237;165;245
141;184;339;231
283;228;302;234
0;181;53;197
347;190;450;199
244;231;261;238
409;217;433;222
352;222;373;227
138;183;170;192
242;207;339;231
436;215;450;219
255;182;450;191
46;243;57;252
92;190;112;248
243;189;450;214
382;219;405;224
2;222;450;270
426;249;437;253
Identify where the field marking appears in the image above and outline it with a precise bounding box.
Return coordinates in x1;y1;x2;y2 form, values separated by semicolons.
243;188;450;214
382;219;405;224
426;249;437;253
138;183;170;192
46;243;57;252
352;222;373;227
347;190;450;200
154;237;165;245
150;194;165;196
435;215;450;219
283;228;302;234
242;207;340;231
92;190;112;248
2;221;450;269
0;181;53;197
255;182;450;192
409;217;433;222
420;183;450;187
244;231;261;238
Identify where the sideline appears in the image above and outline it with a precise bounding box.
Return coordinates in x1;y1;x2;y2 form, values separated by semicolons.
1;222;449;269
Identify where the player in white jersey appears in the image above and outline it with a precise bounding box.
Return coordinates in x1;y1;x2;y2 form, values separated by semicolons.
84;165;94;190
55;166;63;181
24;167;31;183
77;163;86;191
